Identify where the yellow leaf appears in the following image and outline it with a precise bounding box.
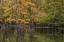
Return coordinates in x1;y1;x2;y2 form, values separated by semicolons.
24;21;29;25
4;8;11;12
21;11;28;15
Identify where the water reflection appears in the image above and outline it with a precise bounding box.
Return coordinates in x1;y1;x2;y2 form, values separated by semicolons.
0;28;64;42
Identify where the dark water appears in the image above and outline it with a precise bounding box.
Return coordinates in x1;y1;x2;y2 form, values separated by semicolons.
0;28;64;42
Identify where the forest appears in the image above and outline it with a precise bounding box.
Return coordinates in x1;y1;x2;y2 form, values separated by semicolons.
0;0;64;42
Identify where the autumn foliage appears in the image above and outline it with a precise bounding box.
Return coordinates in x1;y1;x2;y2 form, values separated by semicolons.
3;0;36;25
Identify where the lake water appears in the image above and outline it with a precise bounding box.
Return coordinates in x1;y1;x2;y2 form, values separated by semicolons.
0;28;64;42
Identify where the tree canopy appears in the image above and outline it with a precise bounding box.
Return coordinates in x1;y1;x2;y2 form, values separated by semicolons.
0;0;64;26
